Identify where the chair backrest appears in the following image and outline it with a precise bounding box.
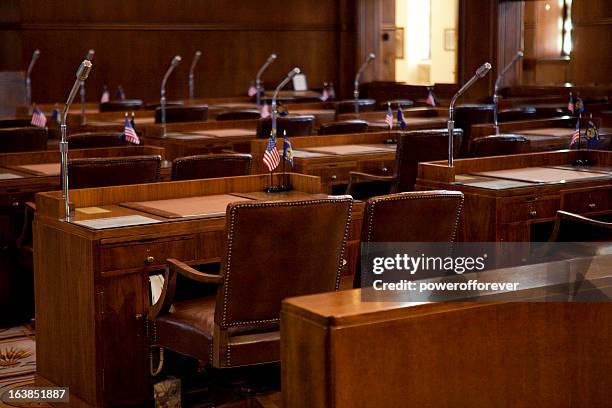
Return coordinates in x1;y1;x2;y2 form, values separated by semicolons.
318;120;368;135
214;197;353;328
392;129;463;192
68;155;161;189
381;99;414;110
497;107;537;122
0;127;47;152
68;132;127;149
470;134;530;157
256;115;315;138
171;153;253;181
154;105;208;123
216;110;261;121
454;104;494;156
335;99;377;114
0;118;32;128
353;190;464;288
99;99;144;112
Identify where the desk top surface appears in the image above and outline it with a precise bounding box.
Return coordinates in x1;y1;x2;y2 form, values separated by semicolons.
300;144;394;156
8;162;60;176
472;166;611;184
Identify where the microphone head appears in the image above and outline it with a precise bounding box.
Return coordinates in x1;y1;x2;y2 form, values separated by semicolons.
517;50;524;59
76;60;93;81
171;55;182;66
288;67;301;78
269;53;278;62
194;50;202;58
476;62;492;78
368;53;376;61
32;49;40;61
86;49;95;61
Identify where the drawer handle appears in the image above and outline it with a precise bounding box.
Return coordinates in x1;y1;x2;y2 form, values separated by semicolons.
381;167;388;173
529;210;537;218
330;174;337;181
588;203;597;210
11;201;20;208
144;256;156;265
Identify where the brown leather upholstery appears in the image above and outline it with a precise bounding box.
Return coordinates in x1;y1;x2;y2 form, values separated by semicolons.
335;99;377;114
0;127;47;152
0;118;32;128
354;190;464;287
381;99;414;110
171;153;253;181
153;197;353;368
67;155;161;189
318;120;368;135
454;104;494;156
256;115;315;138
99;99;144;112
68;132;127;149
216;110;261;121
470;134;530;157
155;105;209;123
549;211;612;242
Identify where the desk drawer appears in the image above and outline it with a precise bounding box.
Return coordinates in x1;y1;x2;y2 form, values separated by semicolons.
100;236;196;272
562;188;611;214
308;162;356;184
500;196;560;223
358;159;394;176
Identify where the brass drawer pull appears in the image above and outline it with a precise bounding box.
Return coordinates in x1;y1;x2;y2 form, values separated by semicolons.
588;203;597;210
330;175;337;181
529;210;537;218
381;167;388;173
11;201;20;208
145;256;156;265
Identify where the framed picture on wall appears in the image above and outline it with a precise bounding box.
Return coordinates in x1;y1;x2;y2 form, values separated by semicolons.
444;28;456;51
395;27;404;59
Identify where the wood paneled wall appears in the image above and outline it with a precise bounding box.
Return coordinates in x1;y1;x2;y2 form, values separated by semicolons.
0;0;356;103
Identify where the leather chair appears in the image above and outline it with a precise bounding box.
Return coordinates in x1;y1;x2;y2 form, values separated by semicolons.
381;99;414;110
335;99;377;114
256;115;315;138
0;118;32;128
0;127;47;153
549;211;612;242
454;104;494;156
68;132;127;149
318;120;368;135
149;197;353;368
470;134;529;157
154;105;209;123
99;99;144;112
171;153;253;181
216;110;262;121
67;155;161;189
346;129;463;199
353;190;464;287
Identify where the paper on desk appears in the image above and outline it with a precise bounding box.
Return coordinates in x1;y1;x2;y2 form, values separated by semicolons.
0;172;24;180
76;207;112;215
73;215;161;229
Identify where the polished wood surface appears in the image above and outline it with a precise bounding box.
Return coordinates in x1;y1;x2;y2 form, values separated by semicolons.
34;173;364;406
281;256;612;408
416;150;612;241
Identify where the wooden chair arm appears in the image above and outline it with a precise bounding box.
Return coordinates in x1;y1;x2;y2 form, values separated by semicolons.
345;171;395;196
167;258;224;285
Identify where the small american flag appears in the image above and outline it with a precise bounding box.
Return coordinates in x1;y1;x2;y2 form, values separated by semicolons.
101;87;110;103
261;102;270;118
123;116;140;145
567;92;574;114
319;88;329;102
426;89;437;107
569;120;580;147
263;133;280;171
384;103;393;129
31;105;47;128
248;83;257;97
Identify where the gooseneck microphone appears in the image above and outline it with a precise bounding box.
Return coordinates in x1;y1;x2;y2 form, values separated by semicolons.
354;53;375;100
188;50;202;100
80;49;95;125
255;53;277;108
160;55;182;137
271;67;301;139
60;59;93;221
25;49;41;110
493;51;523;133
447;62;492;166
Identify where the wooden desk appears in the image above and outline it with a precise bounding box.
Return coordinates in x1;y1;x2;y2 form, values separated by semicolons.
281;256;612;408
251;132;404;193
416;150;612;241
34;173;364;407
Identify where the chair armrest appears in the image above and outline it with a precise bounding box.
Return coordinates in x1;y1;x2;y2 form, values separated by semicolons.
345;171;395;196
549;210;612;242
167;258;224;285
